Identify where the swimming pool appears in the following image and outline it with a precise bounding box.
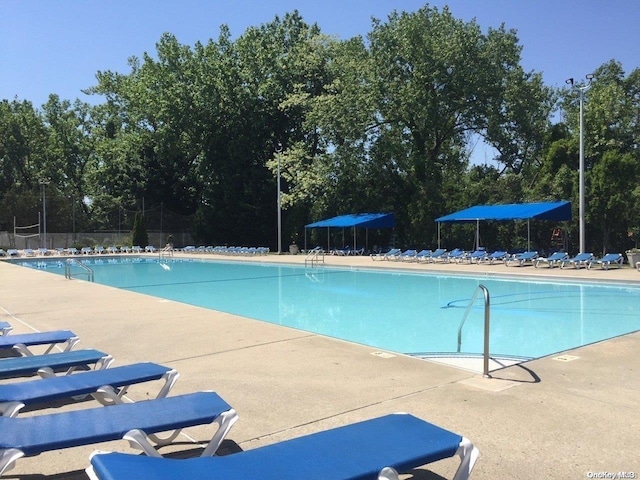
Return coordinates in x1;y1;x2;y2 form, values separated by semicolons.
14;257;640;360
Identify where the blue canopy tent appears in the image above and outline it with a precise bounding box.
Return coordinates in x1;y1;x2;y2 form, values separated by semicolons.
435;201;572;251
304;213;395;252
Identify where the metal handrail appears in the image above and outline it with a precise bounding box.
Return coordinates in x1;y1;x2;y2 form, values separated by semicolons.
65;258;94;282
457;284;491;377
304;247;325;268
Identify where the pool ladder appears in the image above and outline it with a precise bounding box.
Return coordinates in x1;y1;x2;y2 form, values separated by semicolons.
64;258;94;282
305;247;325;268
457;284;491;377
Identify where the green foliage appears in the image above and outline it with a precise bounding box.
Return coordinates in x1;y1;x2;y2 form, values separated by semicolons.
131;211;148;247
1;8;636;255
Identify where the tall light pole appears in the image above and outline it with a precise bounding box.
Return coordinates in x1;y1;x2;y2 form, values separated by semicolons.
40;180;50;248
566;74;593;253
276;142;282;254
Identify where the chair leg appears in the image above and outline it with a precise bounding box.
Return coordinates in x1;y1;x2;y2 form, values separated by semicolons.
0;401;25;418
452;437;480;480
0;448;25;476
200;408;239;456
124;408;238;457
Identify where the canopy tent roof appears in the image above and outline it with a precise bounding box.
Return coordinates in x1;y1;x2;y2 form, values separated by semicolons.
304;213;395;252
435;201;571;223
435;201;571;251
305;212;395;229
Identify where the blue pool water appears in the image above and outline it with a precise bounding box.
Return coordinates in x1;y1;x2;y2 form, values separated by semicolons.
14;257;640;360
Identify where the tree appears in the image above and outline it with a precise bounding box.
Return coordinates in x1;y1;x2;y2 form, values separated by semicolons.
561;61;640;253
588;151;639;254
131;211;148;247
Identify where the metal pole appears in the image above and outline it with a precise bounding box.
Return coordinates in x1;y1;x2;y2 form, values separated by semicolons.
277;149;282;254
40;181;49;248
579;86;586;253
482;285;491;378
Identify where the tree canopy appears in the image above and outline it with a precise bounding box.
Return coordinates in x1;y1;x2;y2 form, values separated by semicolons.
1;6;638;254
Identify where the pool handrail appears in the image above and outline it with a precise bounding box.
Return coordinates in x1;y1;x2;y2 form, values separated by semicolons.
65;258;94;282
457;284;491;378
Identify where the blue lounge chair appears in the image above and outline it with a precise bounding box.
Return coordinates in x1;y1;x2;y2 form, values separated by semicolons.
370;248;401;261
462;250;487;264
414;249;432;262
0;330;79;356
426;248;447;263
480;250;508;265
561;253;594;269
439;248;465;263
534;251;569;268
0;349;113;380
588;253;623;270
0;391;237;475
506;251;538;267
398;249;418;261
88;412;478;480
0;362;178;417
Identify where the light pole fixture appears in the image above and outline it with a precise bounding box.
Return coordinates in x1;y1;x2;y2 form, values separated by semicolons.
39;180;50;248
276;142;282;255
566;74;593;253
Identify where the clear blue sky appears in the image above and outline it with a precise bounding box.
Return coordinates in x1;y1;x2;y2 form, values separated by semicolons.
2;0;638;108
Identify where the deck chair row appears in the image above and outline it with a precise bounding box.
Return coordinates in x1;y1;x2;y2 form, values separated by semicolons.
0;326;479;479
371;248;628;271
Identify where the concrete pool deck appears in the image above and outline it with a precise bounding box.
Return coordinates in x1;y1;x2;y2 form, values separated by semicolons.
0;253;638;479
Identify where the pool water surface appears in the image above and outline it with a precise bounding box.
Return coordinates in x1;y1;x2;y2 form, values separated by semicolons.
15;257;640;360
